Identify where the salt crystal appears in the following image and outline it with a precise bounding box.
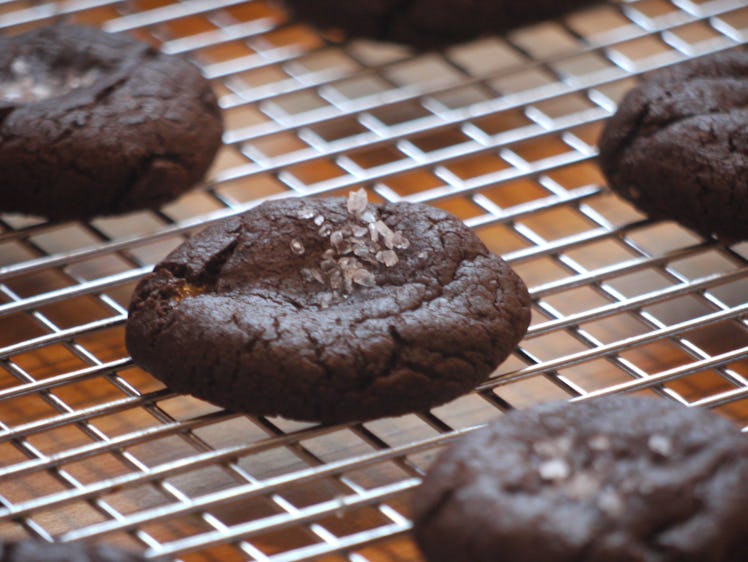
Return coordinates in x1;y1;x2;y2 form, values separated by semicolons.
330;230;344;247
338;257;361;271
337;240;353;255
368;223;379;243
312;269;325;284
376;250;398;267
392;231;410;250
417;251;428;259
320;259;337;273
352;268;376;287
352;225;368;238
289;239;305;255
648;434;673;457
318;292;333;308
314;215;325;226
297;207;315;219
323;249;336;260
361;210;376;224
328;269;343;291
533;436;573;457
538;458;569;481
318;223;333;237
588;435;610;451
375;220;394;238
597;489;624;516
11;58;30;77
30;84;51;99
566;473;599;499
301;268;324;284
353;244;370;257
347;188;368;216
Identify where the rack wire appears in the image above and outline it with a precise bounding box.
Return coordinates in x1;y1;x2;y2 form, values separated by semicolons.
0;0;746;560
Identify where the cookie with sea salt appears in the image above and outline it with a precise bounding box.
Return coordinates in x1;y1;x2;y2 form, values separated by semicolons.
0;24;222;220
125;191;531;423
412;396;748;562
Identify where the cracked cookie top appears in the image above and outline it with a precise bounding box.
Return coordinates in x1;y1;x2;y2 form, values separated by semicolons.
0;24;222;220
598;49;748;241
413;396;748;562
125;194;530;423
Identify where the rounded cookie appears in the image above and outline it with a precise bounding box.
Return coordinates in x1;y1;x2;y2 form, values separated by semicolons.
412;396;748;562
0;540;148;561
126;191;530;423
598;49;748;241
284;0;597;49
0;24;223;220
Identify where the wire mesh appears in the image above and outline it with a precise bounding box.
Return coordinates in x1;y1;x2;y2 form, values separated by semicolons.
0;0;746;560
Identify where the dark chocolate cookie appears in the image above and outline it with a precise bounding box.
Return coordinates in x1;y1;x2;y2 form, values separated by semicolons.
413;396;748;562
598;49;748;241
126;191;530;423
0;540;147;561
284;0;597;48
0;25;222;220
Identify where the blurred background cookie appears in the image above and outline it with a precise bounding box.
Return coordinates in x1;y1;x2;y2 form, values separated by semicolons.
0;25;223;220
598;49;748;241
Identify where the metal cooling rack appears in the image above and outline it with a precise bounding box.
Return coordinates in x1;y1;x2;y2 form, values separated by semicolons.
0;0;746;560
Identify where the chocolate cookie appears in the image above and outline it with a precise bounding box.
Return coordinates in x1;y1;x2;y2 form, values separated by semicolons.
0;540;147;561
126;191;531;423
0;25;222;220
284;0;597;48
413;396;748;562
598;49;748;241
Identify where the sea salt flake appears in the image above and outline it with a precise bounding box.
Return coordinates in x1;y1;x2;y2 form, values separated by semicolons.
588;435;610;451
376;250;398;267
330;230;344;247
318;223;333;237
352;225;368;238
323;249;336;260
361;210;376;224
320;259;337;273
375;220;394;238
347;188;368;216
538;458;570;481
368;223;379;243
337;240;353;255
11;58;30;76
566;473;599;499
314;214;325;226
597;489;624;516
353;244;370;257
328;269;343;291
648;434;673;457
338;257;361;271
297;207;315;219
392;231;410;250
352;268;376;287
301;268;324;284
318;292;333;308
417;251;428;259
290;239;305;255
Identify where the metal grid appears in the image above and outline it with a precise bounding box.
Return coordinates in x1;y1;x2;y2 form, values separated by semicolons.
0;0;746;560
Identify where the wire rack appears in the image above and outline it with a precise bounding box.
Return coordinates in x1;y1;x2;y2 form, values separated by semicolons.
0;0;746;560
